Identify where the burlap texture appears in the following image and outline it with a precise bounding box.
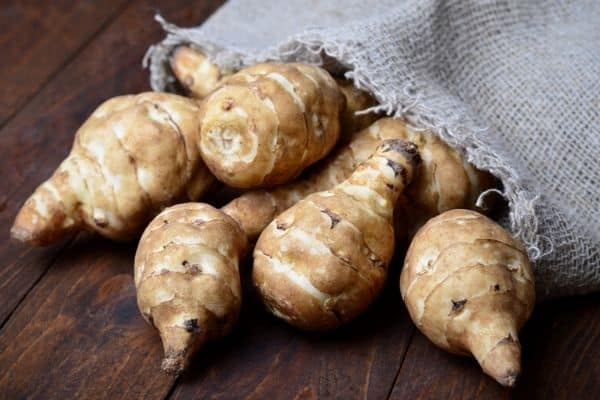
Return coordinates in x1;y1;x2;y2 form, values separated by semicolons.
144;0;600;299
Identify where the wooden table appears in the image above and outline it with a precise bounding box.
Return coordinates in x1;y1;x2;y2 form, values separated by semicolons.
0;1;598;399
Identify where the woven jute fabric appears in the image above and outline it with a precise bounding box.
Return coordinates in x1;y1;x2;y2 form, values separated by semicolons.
145;0;600;299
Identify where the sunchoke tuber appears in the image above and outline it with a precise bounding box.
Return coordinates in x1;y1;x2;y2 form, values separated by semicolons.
12;92;215;245
170;46;376;134
223;117;493;241
400;209;535;387
335;78;379;135
170;46;229;99
134;203;247;375
199;62;345;188
253;139;420;330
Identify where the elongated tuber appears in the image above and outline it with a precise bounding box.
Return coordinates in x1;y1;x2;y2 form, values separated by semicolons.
199;62;346;188
400;209;535;387
170;46;376;134
134;118;493;372
335;78;379;135
170;46;230;99
12;92;215;245
223;117;493;241
253;139;420;330
134;203;247;375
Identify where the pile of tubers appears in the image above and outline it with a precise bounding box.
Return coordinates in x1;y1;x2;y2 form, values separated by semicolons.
12;45;534;386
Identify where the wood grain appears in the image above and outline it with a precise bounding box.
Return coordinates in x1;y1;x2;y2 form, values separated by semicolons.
0;0;223;326
170;263;415;400
0;236;175;399
0;1;599;399
513;294;600;400
389;294;600;400
389;330;510;400
0;0;130;126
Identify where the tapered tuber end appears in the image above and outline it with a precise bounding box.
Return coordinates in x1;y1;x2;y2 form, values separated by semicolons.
170;46;220;99
159;325;205;376
11;186;77;246
161;351;189;376
479;335;522;387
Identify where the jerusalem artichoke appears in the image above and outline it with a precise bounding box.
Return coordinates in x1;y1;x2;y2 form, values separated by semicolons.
170;46;376;135
12;92;215;246
134;118;494;372
170;46;229;99
400;209;535;387
335;78;379;134
223;117;493;241
199;62;346;188
134;202;247;375
253;139;420;330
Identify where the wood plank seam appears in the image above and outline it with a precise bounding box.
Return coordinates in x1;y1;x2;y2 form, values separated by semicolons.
0;1;132;334
385;326;416;400
164;374;182;400
0;235;76;332
0;0;132;133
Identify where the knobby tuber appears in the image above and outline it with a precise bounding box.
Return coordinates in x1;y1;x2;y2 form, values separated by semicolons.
134;203;247;375
12;92;215;246
199;62;346;188
133;118;494;372
400;209;535;387
169;46;377;135
223;117;494;241
335;78;379;135
170;46;230;99
253;139;420;330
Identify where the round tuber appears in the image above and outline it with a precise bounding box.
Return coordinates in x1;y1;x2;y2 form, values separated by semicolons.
400;209;535;387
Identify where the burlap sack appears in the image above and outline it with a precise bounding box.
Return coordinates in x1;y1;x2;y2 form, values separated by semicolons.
144;0;599;299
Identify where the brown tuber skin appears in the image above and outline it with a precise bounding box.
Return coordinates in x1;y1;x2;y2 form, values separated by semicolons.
400;209;535;387
253;139;421;330
12;92;215;246
169;46;377;135
134;118;494;372
134;203;247;375
170;46;230;99
199;62;346;188
334;78;379;135
223;117;494;242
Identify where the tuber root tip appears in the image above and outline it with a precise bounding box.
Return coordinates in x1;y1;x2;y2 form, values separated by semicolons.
10;221;60;247
160;352;187;376
479;335;522;387
498;369;520;387
10;223;34;244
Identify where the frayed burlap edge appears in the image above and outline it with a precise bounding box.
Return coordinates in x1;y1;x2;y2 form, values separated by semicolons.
143;14;551;273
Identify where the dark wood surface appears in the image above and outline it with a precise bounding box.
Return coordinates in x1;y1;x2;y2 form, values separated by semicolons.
0;1;598;399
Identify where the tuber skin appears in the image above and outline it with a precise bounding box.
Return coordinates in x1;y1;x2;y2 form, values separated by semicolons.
222;117;494;241
199;62;346;188
253;139;421;331
12;92;215;246
335;78;379;135
170;46;230;99
133;118;493;372
400;209;535;387
169;46;376;135
134;203;247;375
